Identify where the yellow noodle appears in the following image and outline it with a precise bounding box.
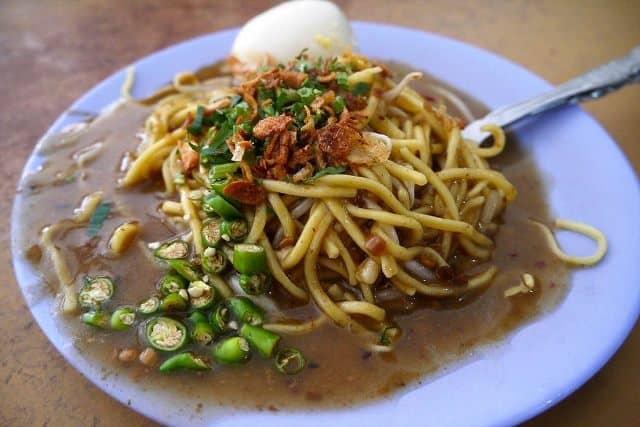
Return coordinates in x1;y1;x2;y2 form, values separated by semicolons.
72;191;104;223
383;160;427;185
179;185;203;254
532;219;607;266
303;210;367;333
259;235;308;300
370;224;423;261
380;254;399;278
122;128;186;186
337;301;386;322
318;257;350;279
436;168;517;201
444;127;461;169
327;229;358;285
399;147;459;219
346;204;422;231
370;115;405;138
282;203;329;269
245;203;267;244
370;164;393;190
469;124;506;157
267;193;296;239
262;179;357;198
161;200;184;216
263;316;328;335
41;225;77;314
109;222;140;255
207;274;233;299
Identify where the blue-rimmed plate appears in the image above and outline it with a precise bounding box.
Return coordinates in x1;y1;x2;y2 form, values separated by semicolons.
11;23;640;427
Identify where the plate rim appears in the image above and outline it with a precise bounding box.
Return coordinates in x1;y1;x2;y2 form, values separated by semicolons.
11;21;640;427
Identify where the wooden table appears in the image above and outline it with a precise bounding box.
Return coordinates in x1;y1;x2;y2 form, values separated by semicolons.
1;1;638;425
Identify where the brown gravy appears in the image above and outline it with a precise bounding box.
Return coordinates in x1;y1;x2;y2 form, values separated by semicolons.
13;65;569;410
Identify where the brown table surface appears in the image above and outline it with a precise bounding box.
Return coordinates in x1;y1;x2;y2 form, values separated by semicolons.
1;0;638;425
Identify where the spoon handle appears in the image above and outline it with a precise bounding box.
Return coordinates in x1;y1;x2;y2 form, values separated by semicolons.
462;46;640;142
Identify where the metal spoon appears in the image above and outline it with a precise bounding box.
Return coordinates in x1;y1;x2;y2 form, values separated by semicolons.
461;46;640;144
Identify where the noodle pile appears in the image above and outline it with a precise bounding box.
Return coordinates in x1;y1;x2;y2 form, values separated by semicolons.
117;52;520;346
50;51;597;350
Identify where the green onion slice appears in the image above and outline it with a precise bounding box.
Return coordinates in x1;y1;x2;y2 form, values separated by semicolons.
274;348;306;375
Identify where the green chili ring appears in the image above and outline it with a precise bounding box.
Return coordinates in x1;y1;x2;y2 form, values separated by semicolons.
166;259;201;282
209;178;230;195
239;273;272;296
239;323;281;359
209;303;232;333
154;240;190;260
191;321;215;345
201;248;228;275
110;306;136;331
137;296;161;316
81;310;110;329
201;217;223;248
274;348;306;375
160;292;189;312
188;281;216;310
158;273;187;295
204;194;243;220
220;219;249;242
146;317;188;352
232;244;267;275
78;276;114;310
211;336;251;364
227;296;264;326
159;351;210;373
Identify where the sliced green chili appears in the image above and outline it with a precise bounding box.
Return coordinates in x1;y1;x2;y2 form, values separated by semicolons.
187;281;216;310
189;311;207;324
78;276;114;310
146;317;188;352
239;323;280;359
220;219;248;242
81;310;109;329
227;296;264;326
110;307;136;331
201;217;223;248
153;240;190;260
137;295;160;316
274;348;306;375
211;336;250;364
166;259;201;282
239;273;272;296
232;244;267;275
203;194;243;220
208;163;240;180
160;292;188;312
208;304;230;334
209;178;230;195
158;273;187;295
159;351;210;373
201;248;228;275
191;320;215;345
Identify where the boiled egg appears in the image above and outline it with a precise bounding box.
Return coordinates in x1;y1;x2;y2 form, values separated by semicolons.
231;0;356;67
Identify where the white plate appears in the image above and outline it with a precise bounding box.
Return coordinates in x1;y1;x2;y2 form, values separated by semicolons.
11;23;640;427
